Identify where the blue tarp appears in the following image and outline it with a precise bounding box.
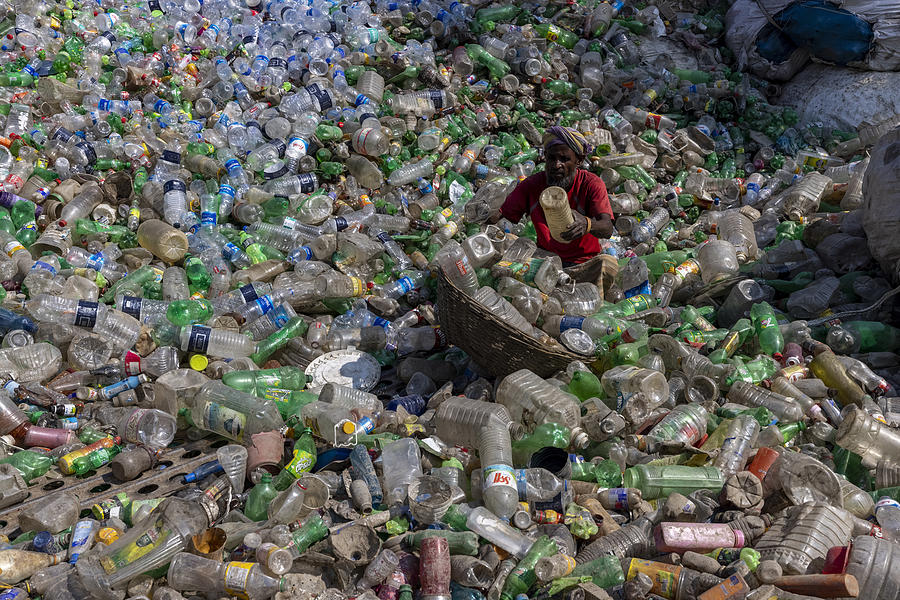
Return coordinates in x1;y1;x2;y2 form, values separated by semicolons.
757;0;874;65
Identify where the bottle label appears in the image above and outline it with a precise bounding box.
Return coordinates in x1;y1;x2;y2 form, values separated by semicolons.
123;350;142;375
84;252;105;271
559;315;585;332
120;297;143;321
876;498;900;509
163;179;186;194
223;562;254;599
396;276;415;295
645;113;663;130
75;301;101;328
3;240;24;257
203;401;246;441
627;559;678;597
350;277;365;297
123;408;147;442
255;295;274;315
31;260;58;275
297;172;317;193
186;325;212;353
222;242;242;261
306;83;332;111
334;216;349;231
484;464;516;491
239;284;259;303
606;488;629;510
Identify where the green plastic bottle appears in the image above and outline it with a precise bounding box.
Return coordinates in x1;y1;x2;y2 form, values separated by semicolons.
222;367;309;393
512;423;571;466
500;536;558;600
566;371;603;402
750;302;784;355
273;428;317;491
244;473;279;521
534;23;579;49
286;513;329;555
570;555;626;587
623;465;726;500
0;450;52;482
251;316;310;365
166;299;214;326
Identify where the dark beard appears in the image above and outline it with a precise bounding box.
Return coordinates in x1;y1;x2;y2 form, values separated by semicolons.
546;171;575;190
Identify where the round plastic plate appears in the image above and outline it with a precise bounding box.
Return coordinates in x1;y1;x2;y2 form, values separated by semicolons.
304;348;381;392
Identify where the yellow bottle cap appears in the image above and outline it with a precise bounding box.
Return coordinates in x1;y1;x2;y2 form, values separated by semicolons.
189;354;209;371
96;527;120;545
341;421;357;435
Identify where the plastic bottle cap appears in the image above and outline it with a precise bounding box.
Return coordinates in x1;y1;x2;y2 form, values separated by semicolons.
342;421;357;435
189;354;208;371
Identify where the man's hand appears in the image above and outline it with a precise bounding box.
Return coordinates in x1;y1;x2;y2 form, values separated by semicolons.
560;211;588;241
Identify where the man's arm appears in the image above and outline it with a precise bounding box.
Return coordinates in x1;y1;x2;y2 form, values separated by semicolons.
590;213;614;238
559;211;613;241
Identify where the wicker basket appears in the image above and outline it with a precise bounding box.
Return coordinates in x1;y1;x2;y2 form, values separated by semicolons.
436;272;582;379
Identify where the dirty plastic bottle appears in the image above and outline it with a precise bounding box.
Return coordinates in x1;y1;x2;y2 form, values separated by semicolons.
167;553;282;600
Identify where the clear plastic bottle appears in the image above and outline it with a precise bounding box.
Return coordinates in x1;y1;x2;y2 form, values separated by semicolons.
94;406;177;448
646;403;708;445
631;207;670;243
495;369;589;448
435;240;479;296
712;414;759;476
388;159;434;187
696;239;739;283
727;381;803;423
167;553;281;600
755;504;853;575
783;172;832;221
459;504;534;559
381;438;423;506
478;424;517;519
185;381;284;443
599;365;670;424
179;325;257;358
716;210;759;263
835;404;900;468
433;396;524;447
27;294;108;328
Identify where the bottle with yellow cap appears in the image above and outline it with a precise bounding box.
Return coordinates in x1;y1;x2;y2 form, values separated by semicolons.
299;401;361;445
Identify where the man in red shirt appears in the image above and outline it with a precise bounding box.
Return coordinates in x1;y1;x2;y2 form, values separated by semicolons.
499;126;618;293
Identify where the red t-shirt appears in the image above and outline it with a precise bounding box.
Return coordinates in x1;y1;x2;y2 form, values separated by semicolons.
500;170;613;264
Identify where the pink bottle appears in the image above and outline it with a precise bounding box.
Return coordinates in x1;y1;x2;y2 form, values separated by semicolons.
654;522;745;553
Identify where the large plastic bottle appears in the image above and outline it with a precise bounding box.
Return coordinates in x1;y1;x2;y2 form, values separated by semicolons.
183;381;284;443
495;369;589;448
167;553;282;600
381;438;423;506
478;425;517;519
783;172;832;221
433;396;524;447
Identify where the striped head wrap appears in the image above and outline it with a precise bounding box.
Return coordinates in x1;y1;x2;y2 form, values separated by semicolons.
542;125;591;158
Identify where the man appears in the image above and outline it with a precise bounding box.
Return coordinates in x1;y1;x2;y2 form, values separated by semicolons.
499;126;618;293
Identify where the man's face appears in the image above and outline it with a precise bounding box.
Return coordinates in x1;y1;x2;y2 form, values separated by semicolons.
545;144;579;189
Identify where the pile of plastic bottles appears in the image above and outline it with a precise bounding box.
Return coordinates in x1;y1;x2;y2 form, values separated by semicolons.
0;0;897;598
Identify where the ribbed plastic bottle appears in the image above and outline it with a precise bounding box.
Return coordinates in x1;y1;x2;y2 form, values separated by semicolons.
478;425;518;519
495;369;589;448
433;396;524;447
